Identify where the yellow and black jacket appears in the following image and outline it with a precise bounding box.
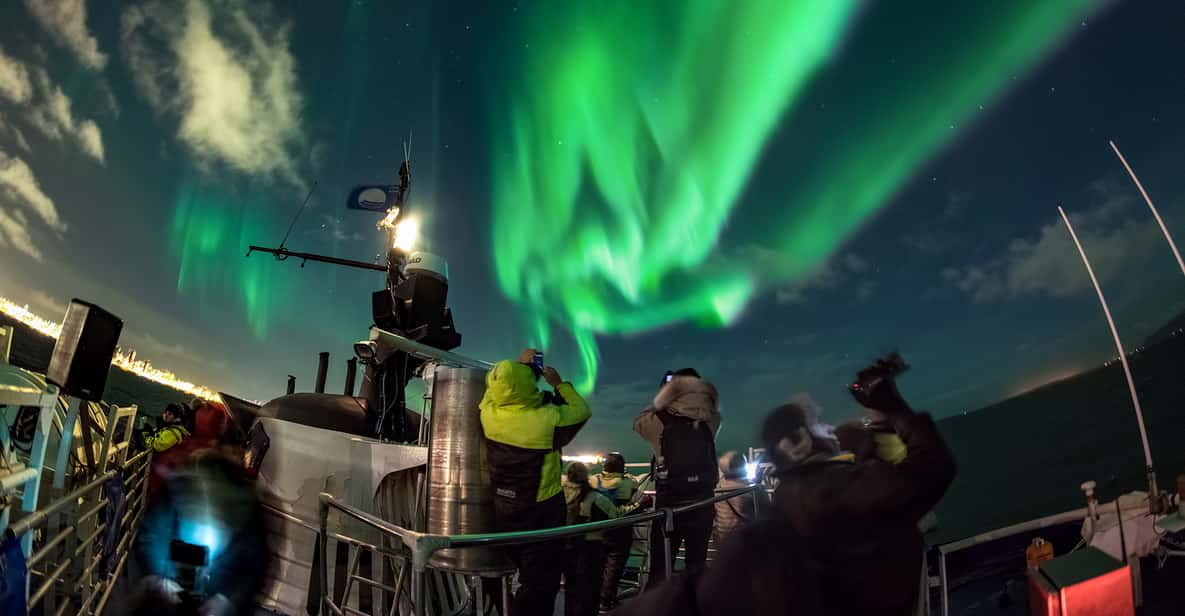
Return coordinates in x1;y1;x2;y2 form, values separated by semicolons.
479;361;591;504
144;424;190;453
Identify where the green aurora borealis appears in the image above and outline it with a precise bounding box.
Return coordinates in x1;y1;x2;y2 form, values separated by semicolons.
156;0;1106;394
489;0;1103;392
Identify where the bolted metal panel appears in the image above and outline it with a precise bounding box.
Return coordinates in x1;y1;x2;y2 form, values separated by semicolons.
425;366;512;573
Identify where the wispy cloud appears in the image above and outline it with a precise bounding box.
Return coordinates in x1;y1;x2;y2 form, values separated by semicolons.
23;0;108;70
27;69;105;163
942;186;1163;302
0;150;64;232
121;0;305;184
0;46;33;104
0;208;42;260
0;113;32;153
775;252;875;305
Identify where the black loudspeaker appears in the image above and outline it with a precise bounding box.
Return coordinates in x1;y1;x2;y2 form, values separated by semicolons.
46;299;123;401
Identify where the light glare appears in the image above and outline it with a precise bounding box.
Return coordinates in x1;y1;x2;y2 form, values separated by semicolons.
393;217;419;251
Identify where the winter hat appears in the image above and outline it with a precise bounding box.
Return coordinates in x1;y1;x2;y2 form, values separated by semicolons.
566;462;590;485
719;451;746;479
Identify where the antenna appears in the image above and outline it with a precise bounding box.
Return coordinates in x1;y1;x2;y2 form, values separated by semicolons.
1109;140;1185;278
1058;204;1157;502
245;133;415;274
278;181;318;251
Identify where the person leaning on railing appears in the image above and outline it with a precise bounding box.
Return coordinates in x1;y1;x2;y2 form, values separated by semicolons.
479;348;591;616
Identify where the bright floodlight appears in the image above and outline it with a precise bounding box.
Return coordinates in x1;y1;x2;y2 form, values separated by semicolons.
393;217;419;251
562;454;602;465
745;461;759;482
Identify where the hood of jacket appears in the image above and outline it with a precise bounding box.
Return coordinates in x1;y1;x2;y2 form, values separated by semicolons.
192;402;232;441
653;375;718;423
480;360;544;410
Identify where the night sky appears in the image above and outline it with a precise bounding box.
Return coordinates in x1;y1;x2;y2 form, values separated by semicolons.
1;0;1184;460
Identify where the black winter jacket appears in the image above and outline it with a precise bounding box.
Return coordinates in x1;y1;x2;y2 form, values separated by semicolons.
771;411;956;616
616;517;822;616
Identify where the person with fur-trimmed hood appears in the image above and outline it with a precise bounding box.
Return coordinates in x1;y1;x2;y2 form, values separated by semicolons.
633;368;720;587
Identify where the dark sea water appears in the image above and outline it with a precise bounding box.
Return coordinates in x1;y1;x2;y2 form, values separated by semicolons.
930;331;1185;545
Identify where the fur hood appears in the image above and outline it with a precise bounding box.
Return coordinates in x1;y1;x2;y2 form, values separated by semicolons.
653;375;719;423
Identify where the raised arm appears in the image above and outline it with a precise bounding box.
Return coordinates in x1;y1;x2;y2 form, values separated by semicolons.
545;367;591;448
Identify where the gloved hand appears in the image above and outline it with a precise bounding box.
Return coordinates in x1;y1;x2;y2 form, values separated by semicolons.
635;493;655;510
850;359;912;416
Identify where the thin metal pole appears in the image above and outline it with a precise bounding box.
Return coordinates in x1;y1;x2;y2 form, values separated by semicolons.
939;551;948;616
502;575;511;616
1058;206;1156;493
413;569;426;616
1110;140;1185;277
319;498;331;615
661;509;674;581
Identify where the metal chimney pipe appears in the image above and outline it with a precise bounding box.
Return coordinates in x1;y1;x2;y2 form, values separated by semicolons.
286;375;296;395
344;358;358;396
315;352;329;393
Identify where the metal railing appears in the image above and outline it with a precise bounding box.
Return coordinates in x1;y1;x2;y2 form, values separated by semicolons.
10;447;152;615
934;507;1089;616
317;485;762;616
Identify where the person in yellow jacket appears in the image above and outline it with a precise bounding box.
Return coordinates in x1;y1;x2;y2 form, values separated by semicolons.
143;403;190;453
480;348;591;616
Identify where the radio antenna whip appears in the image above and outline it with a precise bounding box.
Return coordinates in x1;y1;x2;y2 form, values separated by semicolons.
1059;203;1157;502
1109;140;1185;278
279;180;319;251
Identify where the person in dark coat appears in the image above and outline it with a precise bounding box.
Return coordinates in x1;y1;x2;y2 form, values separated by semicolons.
760;368;956;616
616;516;822;616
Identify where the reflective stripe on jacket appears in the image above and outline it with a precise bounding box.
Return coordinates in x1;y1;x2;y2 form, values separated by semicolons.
480;360;591;503
144;425;190;453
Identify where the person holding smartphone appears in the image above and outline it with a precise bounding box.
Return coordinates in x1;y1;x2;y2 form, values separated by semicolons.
480;348;592;616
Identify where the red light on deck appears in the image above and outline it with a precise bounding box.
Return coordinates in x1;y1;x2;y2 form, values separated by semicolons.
1028;547;1133;616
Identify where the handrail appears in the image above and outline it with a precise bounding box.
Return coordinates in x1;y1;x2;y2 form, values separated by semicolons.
321;486;758;551
9;468;118;537
935;506;1092;616
368;327;494;370
319;483;761;615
